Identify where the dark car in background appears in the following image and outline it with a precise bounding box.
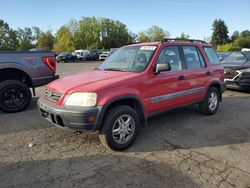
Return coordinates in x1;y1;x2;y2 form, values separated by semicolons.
217;51;231;61
221;51;250;90
99;51;110;60
88;49;102;60
56;52;77;62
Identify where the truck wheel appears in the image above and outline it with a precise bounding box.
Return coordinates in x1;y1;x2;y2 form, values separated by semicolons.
199;87;220;115
0;80;32;113
99;105;140;151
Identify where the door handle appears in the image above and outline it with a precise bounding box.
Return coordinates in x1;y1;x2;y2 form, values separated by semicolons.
206;71;211;75
178;75;185;80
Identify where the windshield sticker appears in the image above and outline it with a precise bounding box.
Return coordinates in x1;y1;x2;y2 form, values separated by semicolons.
140;46;156;51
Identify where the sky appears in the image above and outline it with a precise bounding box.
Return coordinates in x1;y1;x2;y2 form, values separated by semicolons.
1;0;250;39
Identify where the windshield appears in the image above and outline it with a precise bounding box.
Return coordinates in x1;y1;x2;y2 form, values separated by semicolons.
98;45;157;72
222;52;247;63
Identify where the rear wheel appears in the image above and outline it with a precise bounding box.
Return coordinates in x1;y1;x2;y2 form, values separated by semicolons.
99;105;140;151
199;87;220;115
0;80;32;113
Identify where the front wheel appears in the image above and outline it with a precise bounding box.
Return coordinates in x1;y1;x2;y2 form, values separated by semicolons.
0;80;32;113
99;105;140;151
199;87;220;115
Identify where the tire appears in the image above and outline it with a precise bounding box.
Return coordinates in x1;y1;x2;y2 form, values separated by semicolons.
0;80;32;113
99;105;140;151
199;87;220;115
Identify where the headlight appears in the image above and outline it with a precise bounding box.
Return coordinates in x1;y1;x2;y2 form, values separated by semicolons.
65;92;97;106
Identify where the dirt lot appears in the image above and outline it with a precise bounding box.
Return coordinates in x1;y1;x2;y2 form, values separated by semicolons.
1;62;250;188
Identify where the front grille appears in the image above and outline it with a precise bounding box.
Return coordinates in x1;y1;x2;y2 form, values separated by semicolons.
40;108;65;127
45;90;62;102
224;70;239;79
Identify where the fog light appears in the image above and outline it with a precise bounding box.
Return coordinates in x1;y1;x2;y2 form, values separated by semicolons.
88;115;96;122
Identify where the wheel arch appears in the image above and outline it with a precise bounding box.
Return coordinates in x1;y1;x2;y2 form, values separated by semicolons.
208;82;222;101
0;68;33;88
96;96;146;131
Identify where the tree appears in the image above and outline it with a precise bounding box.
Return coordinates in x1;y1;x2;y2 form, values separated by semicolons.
73;17;133;50
177;32;190;39
0;19;19;51
231;31;239;42
65;19;79;35
138;25;169;42
54;26;75;52
148;25;169;41
74;17;101;50
241;30;250;38
217;43;240;51
101;19;133;48
129;31;137;43
211;19;229;47
37;30;54;50
138;32;149;42
217;30;250;51
16;27;35;50
7;29;19;50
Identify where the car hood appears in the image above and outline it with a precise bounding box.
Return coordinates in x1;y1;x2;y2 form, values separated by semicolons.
221;61;248;70
46;70;132;93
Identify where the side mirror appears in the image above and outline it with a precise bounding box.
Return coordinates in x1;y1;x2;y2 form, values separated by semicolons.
155;63;171;73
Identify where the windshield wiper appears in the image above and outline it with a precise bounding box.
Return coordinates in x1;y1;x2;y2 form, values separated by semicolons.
104;68;127;72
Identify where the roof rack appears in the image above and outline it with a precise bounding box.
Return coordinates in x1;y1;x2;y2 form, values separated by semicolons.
161;38;207;44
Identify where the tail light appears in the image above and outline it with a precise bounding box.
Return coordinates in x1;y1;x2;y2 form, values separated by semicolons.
42;57;56;71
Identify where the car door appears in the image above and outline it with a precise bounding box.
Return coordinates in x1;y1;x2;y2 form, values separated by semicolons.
144;45;192;114
180;45;209;103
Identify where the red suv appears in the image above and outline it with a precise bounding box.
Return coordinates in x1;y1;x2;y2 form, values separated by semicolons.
38;39;226;151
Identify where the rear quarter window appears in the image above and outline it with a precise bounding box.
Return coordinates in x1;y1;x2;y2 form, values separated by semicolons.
204;47;219;65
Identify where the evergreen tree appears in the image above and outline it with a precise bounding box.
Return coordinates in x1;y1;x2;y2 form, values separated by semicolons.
0;19;19;51
211;19;229;47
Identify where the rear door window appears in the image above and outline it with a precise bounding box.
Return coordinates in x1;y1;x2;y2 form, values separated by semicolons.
182;46;206;69
204;47;220;65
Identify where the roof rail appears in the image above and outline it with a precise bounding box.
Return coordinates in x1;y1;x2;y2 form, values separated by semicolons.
161;38;207;44
125;42;139;45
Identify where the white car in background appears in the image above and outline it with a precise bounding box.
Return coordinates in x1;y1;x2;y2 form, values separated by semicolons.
74;50;90;60
99;51;110;60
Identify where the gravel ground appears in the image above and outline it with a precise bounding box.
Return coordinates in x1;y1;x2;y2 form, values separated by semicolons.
0;62;250;188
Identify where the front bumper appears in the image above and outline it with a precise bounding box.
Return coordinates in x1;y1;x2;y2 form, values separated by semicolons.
224;70;250;90
220;81;227;93
225;75;250;90
38;97;103;132
225;79;250;90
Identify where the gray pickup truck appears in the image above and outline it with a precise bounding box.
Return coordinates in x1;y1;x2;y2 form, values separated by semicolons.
0;51;58;113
